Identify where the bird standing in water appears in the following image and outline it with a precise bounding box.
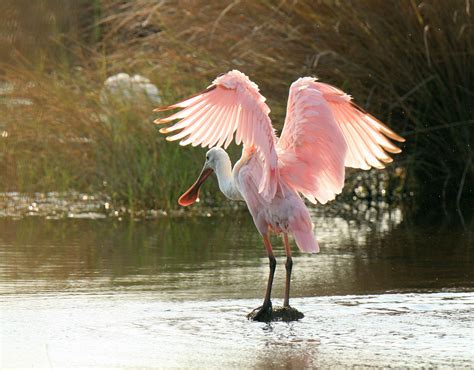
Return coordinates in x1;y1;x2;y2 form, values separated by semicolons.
154;70;404;321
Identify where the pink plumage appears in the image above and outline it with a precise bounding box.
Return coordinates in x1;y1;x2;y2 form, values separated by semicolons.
155;70;404;319
278;77;348;205
155;70;404;253
156;70;279;201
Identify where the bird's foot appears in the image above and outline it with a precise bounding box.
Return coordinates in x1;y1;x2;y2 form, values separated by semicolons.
247;304;304;322
247;301;273;322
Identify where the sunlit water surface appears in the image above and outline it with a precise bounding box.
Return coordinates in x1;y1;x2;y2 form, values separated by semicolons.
1;209;473;368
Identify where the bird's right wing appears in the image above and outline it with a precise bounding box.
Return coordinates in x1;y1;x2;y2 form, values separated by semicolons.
277;78;404;204
154;70;279;201
277;78;348;204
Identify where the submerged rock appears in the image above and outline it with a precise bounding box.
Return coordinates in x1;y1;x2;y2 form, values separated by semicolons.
247;306;304;322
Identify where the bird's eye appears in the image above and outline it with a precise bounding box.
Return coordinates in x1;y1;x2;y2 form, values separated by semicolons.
206;156;209;160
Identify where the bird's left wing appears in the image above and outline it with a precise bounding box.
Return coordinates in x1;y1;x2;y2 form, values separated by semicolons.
154;70;279;200
277;77;404;205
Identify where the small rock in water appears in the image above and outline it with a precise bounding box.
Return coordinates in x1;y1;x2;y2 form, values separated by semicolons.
247;306;304;322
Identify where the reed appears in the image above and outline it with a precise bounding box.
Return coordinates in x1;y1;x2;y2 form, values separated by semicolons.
2;0;472;214
121;0;471;214
1;63;222;210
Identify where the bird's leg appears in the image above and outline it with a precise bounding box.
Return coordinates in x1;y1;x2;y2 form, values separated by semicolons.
248;234;276;321
283;233;293;308
262;234;276;309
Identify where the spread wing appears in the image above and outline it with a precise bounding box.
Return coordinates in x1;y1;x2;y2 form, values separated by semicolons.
314;81;405;169
277;77;404;204
154;70;279;200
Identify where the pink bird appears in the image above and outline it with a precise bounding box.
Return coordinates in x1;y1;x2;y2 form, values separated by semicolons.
154;70;404;321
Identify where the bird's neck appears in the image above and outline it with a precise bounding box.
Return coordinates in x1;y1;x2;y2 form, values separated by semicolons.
215;154;243;201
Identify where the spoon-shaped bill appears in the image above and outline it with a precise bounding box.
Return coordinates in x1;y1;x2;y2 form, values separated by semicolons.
178;167;213;206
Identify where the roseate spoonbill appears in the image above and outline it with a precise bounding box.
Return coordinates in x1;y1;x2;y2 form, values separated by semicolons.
154;70;404;321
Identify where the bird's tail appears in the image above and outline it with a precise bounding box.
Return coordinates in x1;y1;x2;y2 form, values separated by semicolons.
293;228;320;253
287;194;320;253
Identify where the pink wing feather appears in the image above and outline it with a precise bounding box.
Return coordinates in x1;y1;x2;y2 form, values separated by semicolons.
278;78;348;205
154;70;279;201
278;77;404;204
314;81;405;170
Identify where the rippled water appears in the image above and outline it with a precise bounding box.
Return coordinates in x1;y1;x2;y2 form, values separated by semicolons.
1;210;473;368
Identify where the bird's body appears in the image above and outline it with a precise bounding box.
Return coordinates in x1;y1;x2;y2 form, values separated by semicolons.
211;146;318;252
155;70;404;321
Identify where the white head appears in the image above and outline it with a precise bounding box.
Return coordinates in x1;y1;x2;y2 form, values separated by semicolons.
178;147;230;206
203;147;229;171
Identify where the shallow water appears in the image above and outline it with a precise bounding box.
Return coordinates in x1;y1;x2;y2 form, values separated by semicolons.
1;210;473;367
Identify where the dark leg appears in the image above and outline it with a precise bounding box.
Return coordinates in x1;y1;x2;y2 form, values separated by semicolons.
248;234;276;321
283;233;292;308
262;235;276;310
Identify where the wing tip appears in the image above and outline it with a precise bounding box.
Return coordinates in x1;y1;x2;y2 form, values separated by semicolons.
153;106;174;113
384;146;402;154
154;118;167;125
350;102;405;143
153;84;217;113
385;130;405;143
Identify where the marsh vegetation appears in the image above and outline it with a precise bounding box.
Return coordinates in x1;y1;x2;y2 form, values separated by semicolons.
1;0;473;217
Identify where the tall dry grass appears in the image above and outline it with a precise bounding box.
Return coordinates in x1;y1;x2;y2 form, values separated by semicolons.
1;0;473;214
116;0;470;214
1;63;220;210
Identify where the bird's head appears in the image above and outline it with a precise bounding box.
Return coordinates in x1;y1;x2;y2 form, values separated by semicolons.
178;147;226;206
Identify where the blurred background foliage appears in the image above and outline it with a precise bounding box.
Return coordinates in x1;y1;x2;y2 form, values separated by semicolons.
0;0;472;216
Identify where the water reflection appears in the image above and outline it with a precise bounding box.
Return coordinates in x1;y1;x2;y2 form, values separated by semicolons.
1;209;473;298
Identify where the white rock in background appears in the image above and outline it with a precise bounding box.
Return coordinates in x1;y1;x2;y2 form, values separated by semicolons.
100;73;161;106
0;82;14;95
0;81;33;107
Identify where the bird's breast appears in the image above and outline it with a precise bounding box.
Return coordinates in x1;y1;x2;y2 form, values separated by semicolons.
263;196;293;233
